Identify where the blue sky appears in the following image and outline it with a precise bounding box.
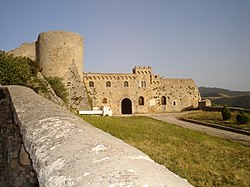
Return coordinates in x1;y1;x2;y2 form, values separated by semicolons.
1;0;250;91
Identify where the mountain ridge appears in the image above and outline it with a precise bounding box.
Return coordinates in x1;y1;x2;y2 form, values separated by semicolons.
198;87;250;109
199;87;250;97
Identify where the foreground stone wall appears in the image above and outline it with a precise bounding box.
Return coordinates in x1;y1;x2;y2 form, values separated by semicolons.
0;87;38;186
7;85;192;186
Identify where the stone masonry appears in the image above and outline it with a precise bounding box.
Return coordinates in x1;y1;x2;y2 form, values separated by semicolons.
84;66;200;114
9;31;201;114
10;31;90;111
0;87;38;186
7;85;193;186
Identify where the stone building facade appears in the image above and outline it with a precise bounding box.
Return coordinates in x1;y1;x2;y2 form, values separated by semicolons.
84;66;200;115
9;30;200;114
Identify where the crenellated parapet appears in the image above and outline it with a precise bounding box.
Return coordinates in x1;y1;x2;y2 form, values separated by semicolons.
132;66;152;74
84;73;136;81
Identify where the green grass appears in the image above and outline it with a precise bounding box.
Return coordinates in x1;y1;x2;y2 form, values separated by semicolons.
182;111;250;131
81;115;250;187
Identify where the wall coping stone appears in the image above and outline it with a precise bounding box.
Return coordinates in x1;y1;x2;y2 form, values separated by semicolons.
7;85;192;187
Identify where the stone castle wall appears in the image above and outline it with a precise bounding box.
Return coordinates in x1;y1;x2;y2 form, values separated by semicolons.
36;31;89;110
37;31;83;79
84;66;200;114
151;78;200;112
9;31;90;111
9;42;36;61
8;31;200;114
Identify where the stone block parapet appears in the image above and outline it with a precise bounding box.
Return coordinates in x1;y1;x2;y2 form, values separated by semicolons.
7;85;192;186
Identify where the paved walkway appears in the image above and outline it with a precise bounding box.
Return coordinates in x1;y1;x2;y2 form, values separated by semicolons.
146;112;250;146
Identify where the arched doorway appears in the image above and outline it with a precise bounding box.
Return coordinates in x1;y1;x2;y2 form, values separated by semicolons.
121;98;132;114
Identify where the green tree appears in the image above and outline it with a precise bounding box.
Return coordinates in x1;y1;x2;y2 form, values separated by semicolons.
221;105;232;120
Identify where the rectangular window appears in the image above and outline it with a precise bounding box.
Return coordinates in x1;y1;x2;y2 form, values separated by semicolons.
141;80;146;87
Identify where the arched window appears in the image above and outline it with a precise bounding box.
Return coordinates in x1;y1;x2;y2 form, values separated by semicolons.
139;96;144;105
124;81;129;87
161;96;166;105
106;81;111;87
89;81;94;87
173;101;176;106
102;98;107;103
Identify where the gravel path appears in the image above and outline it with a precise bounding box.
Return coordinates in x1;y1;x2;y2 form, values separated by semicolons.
147;112;250;146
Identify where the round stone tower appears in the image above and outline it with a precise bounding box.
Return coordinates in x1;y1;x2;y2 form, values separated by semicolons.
36;31;90;110
37;31;83;79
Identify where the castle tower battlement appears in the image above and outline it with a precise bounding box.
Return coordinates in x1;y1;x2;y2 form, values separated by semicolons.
133;66;152;74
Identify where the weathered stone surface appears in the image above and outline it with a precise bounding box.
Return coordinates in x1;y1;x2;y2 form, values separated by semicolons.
37;31;90;111
8;85;193;187
19;145;31;166
9;42;36;61
84;67;200;114
8;31;201;114
0;86;38;187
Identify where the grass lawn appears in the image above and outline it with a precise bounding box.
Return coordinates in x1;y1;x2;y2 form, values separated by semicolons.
182;110;250;131
81;115;250;187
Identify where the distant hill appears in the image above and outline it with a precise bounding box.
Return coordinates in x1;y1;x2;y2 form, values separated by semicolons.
199;87;250;109
212;95;250;109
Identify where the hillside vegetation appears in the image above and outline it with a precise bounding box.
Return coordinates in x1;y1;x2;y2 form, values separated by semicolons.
0;50;68;104
0;50;39;86
199;87;250;109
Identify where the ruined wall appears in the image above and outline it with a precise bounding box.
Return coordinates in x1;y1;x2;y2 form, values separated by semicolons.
6;85;192;187
9;42;36;61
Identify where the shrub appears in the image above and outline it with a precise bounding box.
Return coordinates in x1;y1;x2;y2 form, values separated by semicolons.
236;111;249;124
45;76;68;103
0;51;39;86
27;77;48;94
221;105;232;120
